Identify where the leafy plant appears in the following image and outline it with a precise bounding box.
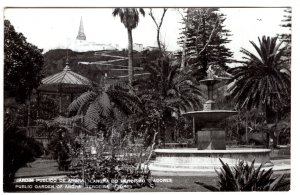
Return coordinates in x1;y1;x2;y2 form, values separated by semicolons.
68;82;141;136
4;19;44;103
228;36;290;122
133;56;204;144
68;156;155;191
4;113;44;191
195;159;290;191
36;115;88;170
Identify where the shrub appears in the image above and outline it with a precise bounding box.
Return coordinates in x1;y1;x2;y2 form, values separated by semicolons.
195;159;290;191
3;115;44;191
68;156;155;191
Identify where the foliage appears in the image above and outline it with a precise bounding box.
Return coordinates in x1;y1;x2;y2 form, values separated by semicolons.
178;8;233;80
268;118;290;147
4;19;44;103
68;82;141;136
112;8;145;30
221;108;266;145
228;36;290;123
133;54;204;144
278;8;291;68
195;159;290;191
68;156;155;191
222;108;290;147
11;95;59;127
36;115;87;170
3;113;44;191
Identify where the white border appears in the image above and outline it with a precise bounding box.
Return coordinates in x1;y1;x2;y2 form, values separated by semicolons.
1;0;299;194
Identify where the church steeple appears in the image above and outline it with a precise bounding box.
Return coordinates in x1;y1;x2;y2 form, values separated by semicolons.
76;17;86;40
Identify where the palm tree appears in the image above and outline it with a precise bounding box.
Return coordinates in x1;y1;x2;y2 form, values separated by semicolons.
134;56;204;144
228;36;290;147
112;8;145;87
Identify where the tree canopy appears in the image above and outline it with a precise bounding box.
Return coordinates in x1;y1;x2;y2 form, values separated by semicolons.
178;8;233;80
4;19;44;103
229;36;290;119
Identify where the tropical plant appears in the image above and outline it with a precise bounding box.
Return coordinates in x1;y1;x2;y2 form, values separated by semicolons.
67;82;141;138
112;8;145;87
228;36;290;131
195;159;290;191
133;54;204;144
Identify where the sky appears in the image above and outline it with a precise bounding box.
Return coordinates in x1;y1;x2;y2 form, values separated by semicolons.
4;7;289;61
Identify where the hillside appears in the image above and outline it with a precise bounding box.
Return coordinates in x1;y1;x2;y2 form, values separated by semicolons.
42;49;145;83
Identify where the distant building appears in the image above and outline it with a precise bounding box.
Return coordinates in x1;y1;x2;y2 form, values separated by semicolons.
76;17;86;41
133;43;143;52
144;46;158;51
68;17;119;52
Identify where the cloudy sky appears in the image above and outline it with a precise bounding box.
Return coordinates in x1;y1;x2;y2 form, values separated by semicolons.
4;7;289;61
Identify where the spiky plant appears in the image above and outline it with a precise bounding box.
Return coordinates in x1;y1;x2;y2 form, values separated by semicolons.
228;36;290;119
195;159;290;191
133;56;204;144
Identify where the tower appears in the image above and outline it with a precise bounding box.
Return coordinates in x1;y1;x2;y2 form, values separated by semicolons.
76;17;86;40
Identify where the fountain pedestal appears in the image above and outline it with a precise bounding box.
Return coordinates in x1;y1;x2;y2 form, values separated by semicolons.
149;67;273;175
189;78;238;150
197;128;226;149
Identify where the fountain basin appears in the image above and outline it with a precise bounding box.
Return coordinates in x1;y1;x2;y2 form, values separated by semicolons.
149;148;272;176
183;110;238;150
183;110;237;123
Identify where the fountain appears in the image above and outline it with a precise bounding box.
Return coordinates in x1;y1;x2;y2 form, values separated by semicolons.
149;65;272;176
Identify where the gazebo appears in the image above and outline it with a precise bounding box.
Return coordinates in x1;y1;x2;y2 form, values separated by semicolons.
37;61;92;114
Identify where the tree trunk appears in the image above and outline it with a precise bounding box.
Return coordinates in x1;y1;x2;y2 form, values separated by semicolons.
127;28;134;88
201;17;208;75
181;35;187;69
157;29;162;55
265;104;277;148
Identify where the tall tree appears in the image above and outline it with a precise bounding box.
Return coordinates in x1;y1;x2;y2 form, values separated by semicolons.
112;8;145;87
278;8;291;68
228;36;290;146
178;8;233;80
4;19;44;103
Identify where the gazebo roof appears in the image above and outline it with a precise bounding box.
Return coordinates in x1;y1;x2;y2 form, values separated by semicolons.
38;65;92;94
42;65;90;85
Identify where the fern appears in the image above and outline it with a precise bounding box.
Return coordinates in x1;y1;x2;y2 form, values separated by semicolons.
68;91;98;114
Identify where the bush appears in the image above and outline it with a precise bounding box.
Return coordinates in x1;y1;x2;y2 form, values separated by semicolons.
3;116;44;191
68;156;155;191
47;128;77;171
195;159;290;191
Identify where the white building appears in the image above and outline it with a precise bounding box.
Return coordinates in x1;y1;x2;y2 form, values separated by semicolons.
133;43;143;52
68;17;119;52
